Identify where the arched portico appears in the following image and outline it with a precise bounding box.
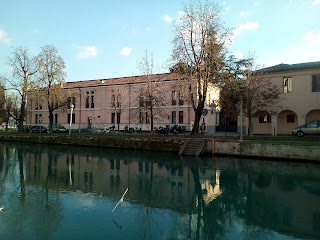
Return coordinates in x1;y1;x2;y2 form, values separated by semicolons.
305;109;320;123
252;111;272;134
277;110;298;135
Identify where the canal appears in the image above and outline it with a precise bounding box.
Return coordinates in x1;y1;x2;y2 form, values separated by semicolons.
0;141;319;240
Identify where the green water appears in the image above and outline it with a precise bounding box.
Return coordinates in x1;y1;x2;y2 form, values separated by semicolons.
0;141;319;240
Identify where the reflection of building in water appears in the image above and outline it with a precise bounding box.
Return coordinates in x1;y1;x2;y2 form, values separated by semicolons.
237;170;320;239
24;150;218;211
201;169;221;204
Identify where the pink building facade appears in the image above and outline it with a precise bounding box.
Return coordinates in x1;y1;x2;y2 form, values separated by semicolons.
26;73;220;133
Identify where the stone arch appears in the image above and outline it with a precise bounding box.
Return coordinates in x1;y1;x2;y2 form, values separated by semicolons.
277;110;298;134
252;111;272;134
305;109;320;123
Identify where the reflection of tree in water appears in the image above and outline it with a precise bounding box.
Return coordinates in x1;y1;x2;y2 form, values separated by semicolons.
188;166;244;240
253;174;272;189
0;143;64;239
276;175;297;192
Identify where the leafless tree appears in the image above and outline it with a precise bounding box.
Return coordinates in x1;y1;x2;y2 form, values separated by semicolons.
171;0;229;135
36;44;70;132
133;50;167;133
110;86;130;131
4;47;38;131
220;56;282;135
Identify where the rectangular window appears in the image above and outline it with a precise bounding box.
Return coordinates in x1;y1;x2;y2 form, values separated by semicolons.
287;115;295;123
116;112;120;124
111;94;115;107
117;94;121;107
179;111;183;124
171;111;176;124
69;97;76;108
35;114;38;124
312;75;320;92
67;114;75;124
39;114;42;123
85;95;89;108
91;95;94;108
259;115;271;123
172;91;177;105
111;113;115;124
178;92;184;105
283;77;292;93
139;95;144;107
145;112;150;124
54;114;58;124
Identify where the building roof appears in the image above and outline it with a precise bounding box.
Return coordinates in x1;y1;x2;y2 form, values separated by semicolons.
63;72;180;89
259;61;320;73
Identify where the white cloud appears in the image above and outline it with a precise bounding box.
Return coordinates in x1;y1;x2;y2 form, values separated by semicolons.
0;28;11;44
75;45;98;59
234;21;259;36
162;15;173;23
264;29;320;66
240;11;249;17
312;0;320;6
120;47;132;56
303;29;320;44
32;28;40;34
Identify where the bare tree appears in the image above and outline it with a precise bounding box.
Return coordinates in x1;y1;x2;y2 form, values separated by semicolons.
110;86;130;131
4;47;38;131
243;69;281;136
4;92;20;130
171;0;229;135
134;50;167;133
0;84;5;125
220;56;282;135
36;44;70;132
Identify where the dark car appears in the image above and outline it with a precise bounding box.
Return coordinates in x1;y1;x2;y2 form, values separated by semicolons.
156;126;170;134
292;120;320;137
51;124;67;133
23;125;33;132
170;125;187;134
30;126;48;133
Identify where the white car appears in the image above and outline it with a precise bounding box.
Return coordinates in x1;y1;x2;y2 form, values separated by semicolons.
292;120;320;137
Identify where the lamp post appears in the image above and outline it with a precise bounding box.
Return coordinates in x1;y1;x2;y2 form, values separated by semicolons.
39;116;42;134
69;103;74;136
239;96;243;142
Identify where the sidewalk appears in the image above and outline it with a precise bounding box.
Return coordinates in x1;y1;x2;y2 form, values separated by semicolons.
206;131;239;137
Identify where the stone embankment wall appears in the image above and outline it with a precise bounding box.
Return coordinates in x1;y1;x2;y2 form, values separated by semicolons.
0;134;184;152
212;139;320;161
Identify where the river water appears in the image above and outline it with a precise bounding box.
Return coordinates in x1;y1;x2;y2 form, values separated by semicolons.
0;141;319;240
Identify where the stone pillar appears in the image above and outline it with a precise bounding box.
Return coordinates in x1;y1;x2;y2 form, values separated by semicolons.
271;115;278;136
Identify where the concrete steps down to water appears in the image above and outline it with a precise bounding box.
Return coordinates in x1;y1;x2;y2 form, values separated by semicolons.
179;138;207;156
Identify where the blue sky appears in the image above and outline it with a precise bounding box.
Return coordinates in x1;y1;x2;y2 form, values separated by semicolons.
0;0;320;82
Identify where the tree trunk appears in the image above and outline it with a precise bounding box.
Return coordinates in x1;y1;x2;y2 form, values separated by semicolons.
150;107;154;134
191;105;203;135
248;117;253;136
18;99;26;132
48;108;54;133
191;102;204;135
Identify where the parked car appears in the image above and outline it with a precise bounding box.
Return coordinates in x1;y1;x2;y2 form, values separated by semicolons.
170;125;187;134
155;126;170;134
23;125;33;132
50;124;67;133
123;125;134;134
292;120;320;137
30;126;48;133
